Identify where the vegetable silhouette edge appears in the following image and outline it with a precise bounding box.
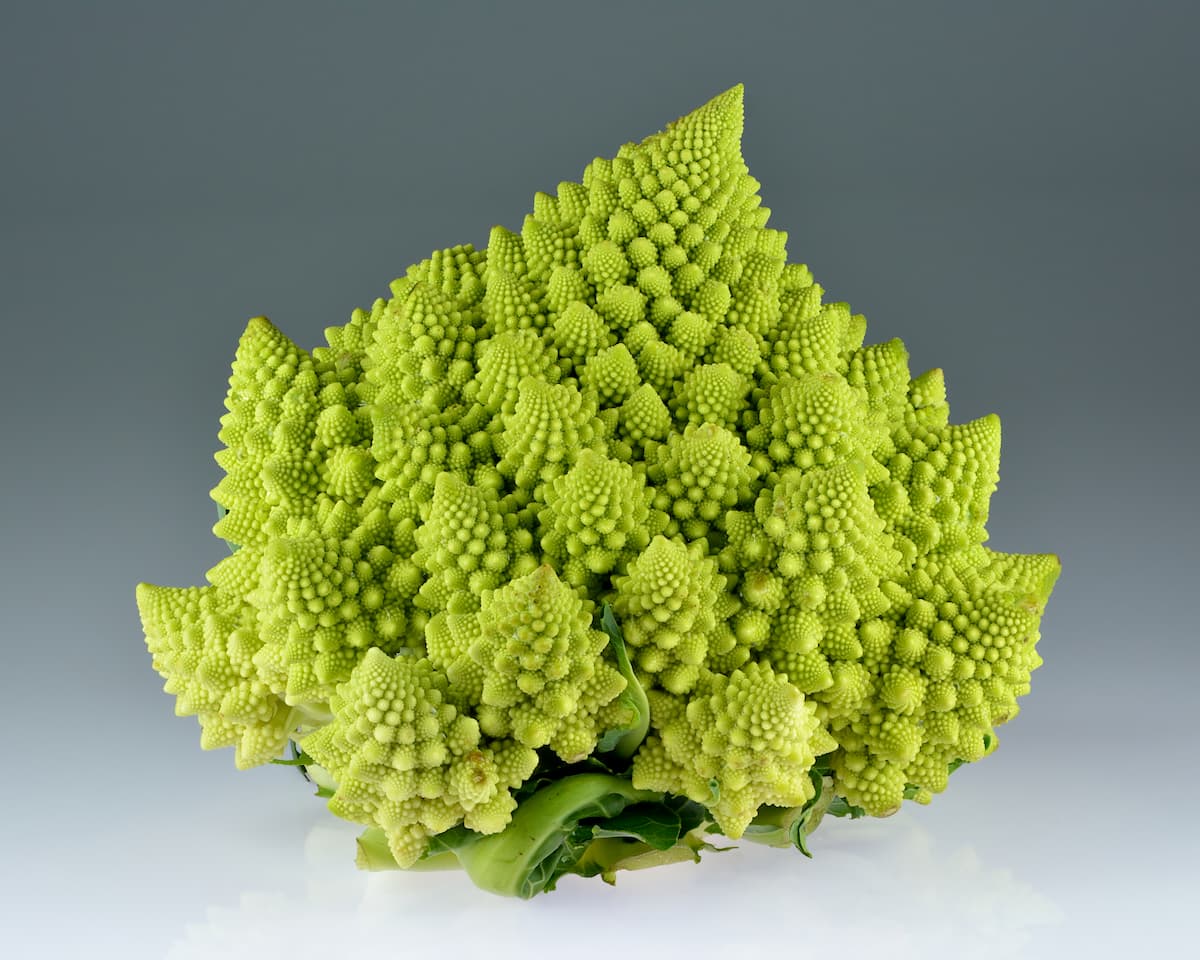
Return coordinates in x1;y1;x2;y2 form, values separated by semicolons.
136;84;1061;897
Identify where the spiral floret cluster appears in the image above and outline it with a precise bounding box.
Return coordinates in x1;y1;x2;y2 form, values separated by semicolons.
138;86;1058;894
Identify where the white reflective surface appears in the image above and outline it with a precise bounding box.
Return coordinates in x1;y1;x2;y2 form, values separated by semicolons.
7;728;1179;959
163;814;1063;960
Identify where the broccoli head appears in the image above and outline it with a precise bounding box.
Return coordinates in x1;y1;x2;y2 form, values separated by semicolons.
137;84;1059;897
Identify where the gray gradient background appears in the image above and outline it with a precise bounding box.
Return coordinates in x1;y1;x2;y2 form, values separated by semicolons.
2;1;1196;956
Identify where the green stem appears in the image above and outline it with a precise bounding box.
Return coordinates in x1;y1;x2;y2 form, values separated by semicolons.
598;605;650;759
452;773;659;898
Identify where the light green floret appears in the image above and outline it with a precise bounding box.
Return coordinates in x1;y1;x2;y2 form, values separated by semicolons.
619;383;672;448
623;320;658;356
551;301;613;369
412;473;536;615
767;301;858;381
136;583;302;768
727;278;782;344
211;317;325;549
545;265;591;317
483;267;549;336
317;404;375;500
884;412;1002;558
635;340;689;395
741;461;901;721
426;608;487;703
649;422;757;541
464;329;560;417
494;377;605;498
709;326;761;378
823;546;1060;816
580;343;639;406
747;372;870;473
694;278;732;323
480;231;552;335
300;649;539;868
671;363;750;430
468;566;627;761
610;536;726;695
582;239;631;293
485;225;528;278
402;243;488;306
366;281;480;411
521;189;585;283
666;310;714;358
538;449;661;587
632;663;835;838
370;402;491;512
246;500;421;705
754;461;900;596
595;283;646;331
314;299;384;395
846;338;911;440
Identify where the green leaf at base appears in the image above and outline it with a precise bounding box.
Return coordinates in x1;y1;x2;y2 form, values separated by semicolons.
590;800;702;851
361;773;721;897
741;769;831;857
594;605;650;759
450;772;662;898
826;796;867;819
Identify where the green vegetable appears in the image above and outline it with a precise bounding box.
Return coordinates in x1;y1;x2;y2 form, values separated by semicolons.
137;85;1060;896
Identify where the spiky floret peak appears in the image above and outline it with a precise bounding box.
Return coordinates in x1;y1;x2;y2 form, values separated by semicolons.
136;583;300;768
610;536;727;695
671;362;751;431
537;449;661;588
494;377;605;498
211;318;386;602
768;300;858;381
412;472;537;614
426;607;488;703
242;496;424;706
746;460;901;712
370;401;491;513
825;546;1060;816
300;649;539;867
481;234;552;336
648;422;757;541
747;371;874;474
551;301;614;371
211;317;324;549
314;246;485;403
581;343;640;406
364;280;480;411
464;328;562;417
846;338;911;442
632;663;835;838
404;243;489;306
709;326;761;378
314;299;384;394
753;460;899;592
468;565;627;761
577;85;753;326
883;411;1002;560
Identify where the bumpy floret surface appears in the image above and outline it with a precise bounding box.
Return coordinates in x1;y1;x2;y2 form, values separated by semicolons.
138;85;1057;844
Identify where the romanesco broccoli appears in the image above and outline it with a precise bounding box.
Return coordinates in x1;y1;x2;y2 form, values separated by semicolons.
137;84;1059;897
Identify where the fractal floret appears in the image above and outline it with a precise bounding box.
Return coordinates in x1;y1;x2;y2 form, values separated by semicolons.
137;85;1059;897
